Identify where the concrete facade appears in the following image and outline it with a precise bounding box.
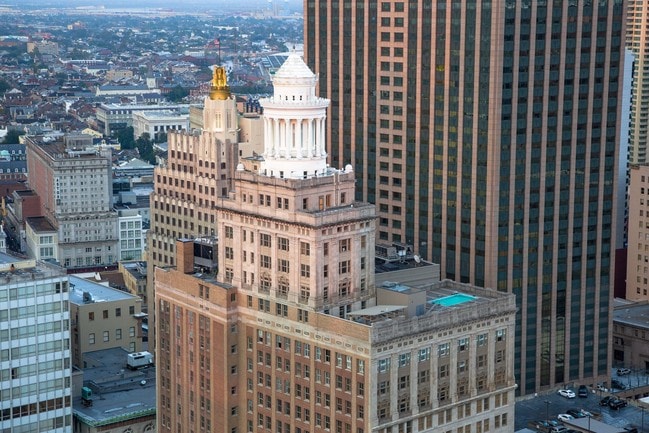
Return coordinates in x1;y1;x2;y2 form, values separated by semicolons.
132;110;189;141
95;103;188;136
25;135;119;269
612;300;649;372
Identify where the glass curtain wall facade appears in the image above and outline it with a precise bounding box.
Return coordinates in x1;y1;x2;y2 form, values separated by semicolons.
305;0;623;394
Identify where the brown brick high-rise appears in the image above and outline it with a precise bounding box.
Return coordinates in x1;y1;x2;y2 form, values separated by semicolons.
305;0;624;395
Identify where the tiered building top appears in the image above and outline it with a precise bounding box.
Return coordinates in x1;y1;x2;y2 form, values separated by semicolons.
259;51;331;178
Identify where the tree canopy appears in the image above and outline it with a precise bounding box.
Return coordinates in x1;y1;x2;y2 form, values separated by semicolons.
136;133;155;164
116;126;135;149
167;85;189;103
2;130;24;144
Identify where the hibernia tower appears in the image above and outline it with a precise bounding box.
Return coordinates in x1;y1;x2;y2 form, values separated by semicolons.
220;50;377;315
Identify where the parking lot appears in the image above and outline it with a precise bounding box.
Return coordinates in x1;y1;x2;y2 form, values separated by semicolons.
515;386;647;432
610;368;649;393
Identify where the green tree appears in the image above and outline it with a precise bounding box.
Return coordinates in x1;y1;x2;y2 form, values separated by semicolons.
2;130;24;144
70;48;90;60
0;79;10;96
167;85;189;103
136;133;155;164
116;126;135;149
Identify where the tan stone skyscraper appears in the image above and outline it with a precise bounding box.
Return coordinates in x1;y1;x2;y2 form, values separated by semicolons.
147;67;249;344
155;52;517;433
305;0;625;394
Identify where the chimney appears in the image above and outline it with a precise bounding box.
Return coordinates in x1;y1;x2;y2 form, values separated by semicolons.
176;239;194;274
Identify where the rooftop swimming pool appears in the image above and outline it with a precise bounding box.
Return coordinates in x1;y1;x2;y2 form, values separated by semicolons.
429;293;477;307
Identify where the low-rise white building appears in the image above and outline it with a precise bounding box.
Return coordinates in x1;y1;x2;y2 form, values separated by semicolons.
117;210;144;261
96;103;188;136
25;216;58;262
132;110;189;141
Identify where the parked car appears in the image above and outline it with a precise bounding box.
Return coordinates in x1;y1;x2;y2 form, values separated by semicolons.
578;385;589;397
611;379;627;390
566;409;586;418
549;427;568;433
600;396;613;406
609;398;628;410
596;383;608;392
557;414;574;422
530;420;562;433
558;389;576;398
617;368;632;376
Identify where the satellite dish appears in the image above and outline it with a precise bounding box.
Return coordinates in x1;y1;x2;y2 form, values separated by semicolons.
414;254;421;264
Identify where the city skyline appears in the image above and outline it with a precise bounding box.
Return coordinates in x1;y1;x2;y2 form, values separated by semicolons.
8;0;303;13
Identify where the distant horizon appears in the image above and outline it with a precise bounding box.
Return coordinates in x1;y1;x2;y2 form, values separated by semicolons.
1;0;304;13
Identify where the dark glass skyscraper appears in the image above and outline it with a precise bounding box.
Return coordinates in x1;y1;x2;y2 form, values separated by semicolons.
305;0;624;394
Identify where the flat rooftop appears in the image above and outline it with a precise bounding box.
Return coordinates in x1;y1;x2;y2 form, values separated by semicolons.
613;301;649;330
26;216;56;232
353;279;516;343
74;347;156;428
381;280;496;311
13;189;36;197
69;275;139;305
0;254;65;279
0;251;18;265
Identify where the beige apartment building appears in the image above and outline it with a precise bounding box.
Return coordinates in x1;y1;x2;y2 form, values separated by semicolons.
155;52;517;433
627;0;649;164
627;164;649;301
69;275;144;368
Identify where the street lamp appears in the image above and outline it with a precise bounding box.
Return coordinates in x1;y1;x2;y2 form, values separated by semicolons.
545;400;551;422
587;415;591;433
641;406;645;433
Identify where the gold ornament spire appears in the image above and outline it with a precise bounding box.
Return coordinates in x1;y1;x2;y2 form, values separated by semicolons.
209;66;230;100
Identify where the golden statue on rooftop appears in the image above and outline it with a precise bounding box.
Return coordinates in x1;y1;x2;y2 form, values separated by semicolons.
209;66;230;100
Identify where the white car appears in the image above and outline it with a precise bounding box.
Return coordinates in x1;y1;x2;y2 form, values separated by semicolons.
558;389;576;398
557;414;575;422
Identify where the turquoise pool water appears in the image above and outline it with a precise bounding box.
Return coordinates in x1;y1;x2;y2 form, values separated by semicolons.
429;293;477;307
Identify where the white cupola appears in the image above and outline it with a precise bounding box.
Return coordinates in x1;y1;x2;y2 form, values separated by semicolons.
259;50;330;179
